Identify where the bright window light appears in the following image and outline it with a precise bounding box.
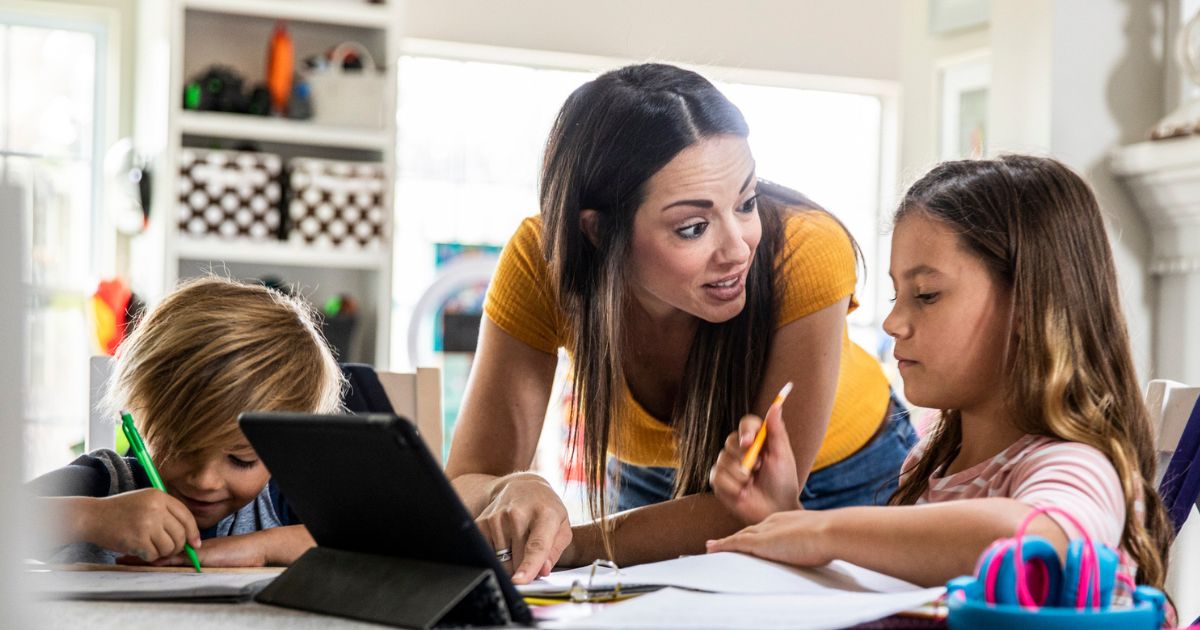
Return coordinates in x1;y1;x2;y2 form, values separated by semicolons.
1;20;103;479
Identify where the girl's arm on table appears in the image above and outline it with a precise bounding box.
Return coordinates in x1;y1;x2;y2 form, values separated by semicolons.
708;497;1068;587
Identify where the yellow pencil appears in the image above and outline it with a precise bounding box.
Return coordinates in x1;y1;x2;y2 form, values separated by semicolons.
741;382;793;471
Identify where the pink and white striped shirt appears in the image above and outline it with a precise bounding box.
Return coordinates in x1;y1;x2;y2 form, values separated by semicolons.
903;434;1136;577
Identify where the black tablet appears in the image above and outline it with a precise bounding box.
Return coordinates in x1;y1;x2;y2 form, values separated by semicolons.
239;411;531;625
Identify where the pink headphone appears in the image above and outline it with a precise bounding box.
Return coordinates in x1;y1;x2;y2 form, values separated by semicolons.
948;505;1168;628
977;505;1134;610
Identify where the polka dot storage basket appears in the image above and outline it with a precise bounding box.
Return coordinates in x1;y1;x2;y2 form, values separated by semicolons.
287;157;387;250
177;148;283;241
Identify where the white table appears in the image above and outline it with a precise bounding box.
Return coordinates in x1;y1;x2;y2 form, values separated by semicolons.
30;599;394;629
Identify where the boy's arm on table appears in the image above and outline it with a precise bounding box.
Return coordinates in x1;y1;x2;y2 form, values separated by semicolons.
38;493;201;561
137;524;316;567
708;497;1069;587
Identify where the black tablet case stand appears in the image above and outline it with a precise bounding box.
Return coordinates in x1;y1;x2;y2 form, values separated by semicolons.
256;547;514;628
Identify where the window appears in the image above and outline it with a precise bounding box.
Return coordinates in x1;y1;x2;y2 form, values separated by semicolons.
392;42;896;517
1;10;109;478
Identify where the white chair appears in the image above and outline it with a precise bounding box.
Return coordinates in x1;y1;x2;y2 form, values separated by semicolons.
1146;380;1200;486
1145;379;1200;622
375;368;444;465
87;356;116;453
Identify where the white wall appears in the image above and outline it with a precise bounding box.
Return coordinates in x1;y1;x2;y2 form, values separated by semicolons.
901;0;1164;383
898;0;989;186
1048;0;1164;384
400;0;903;81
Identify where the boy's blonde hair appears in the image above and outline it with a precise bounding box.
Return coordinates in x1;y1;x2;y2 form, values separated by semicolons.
103;276;343;462
888;156;1172;590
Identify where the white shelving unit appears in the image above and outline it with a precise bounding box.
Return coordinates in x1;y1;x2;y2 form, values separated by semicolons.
132;0;399;366
177;110;391;151
181;0;393;28
174;236;388;270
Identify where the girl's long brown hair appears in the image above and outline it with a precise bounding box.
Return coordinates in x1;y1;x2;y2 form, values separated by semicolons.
541;64;855;557
888;155;1172;589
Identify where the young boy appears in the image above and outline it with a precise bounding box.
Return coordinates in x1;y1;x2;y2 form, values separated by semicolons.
30;277;343;566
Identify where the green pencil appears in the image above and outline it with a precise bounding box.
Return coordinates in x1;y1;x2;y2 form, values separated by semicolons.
119;411;202;573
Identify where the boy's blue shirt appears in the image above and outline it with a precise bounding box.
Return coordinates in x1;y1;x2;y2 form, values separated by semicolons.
28;449;299;564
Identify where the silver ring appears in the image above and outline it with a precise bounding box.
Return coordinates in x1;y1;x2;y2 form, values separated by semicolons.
495;548;513;562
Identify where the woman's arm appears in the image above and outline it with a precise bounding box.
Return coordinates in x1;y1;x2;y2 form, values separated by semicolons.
444;316;568;582
562;299;850;565
447;316;557;505
563;492;744;566
758;297;848;503
708;498;1069;587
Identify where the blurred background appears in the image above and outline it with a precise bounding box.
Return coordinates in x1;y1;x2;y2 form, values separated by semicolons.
3;0;1200;620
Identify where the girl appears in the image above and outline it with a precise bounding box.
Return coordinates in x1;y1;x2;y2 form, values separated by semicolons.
446;63;915;582
707;155;1173;592
30;276;343;567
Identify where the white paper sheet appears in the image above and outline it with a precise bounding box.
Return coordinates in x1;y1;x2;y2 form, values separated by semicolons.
29;569;280;601
518;552;920;597
544;586;947;630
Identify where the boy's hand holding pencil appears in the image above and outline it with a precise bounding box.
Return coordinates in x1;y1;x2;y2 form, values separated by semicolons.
709;382;803;525
84;488;202;564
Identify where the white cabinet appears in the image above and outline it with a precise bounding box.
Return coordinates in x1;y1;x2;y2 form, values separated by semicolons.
133;0;399;366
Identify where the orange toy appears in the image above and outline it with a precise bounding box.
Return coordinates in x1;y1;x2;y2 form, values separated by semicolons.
92;278;132;356
266;21;294;115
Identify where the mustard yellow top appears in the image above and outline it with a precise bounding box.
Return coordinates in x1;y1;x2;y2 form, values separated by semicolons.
483;210;891;471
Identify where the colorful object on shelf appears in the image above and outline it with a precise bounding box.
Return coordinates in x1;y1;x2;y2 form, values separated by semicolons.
323;294;358;318
266;21;294;116
183;82;202;110
182;65;248;113
92;278;142;356
287;79;313;120
320;294;359;361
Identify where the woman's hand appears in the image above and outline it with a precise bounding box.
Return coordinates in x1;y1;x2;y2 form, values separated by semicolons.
476;473;573;584
705;509;835;567
85;490;202;562
708;403;802;525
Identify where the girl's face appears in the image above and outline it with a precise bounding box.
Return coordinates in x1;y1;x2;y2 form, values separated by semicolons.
883;212;1013;413
628;134;761;324
157;433;270;529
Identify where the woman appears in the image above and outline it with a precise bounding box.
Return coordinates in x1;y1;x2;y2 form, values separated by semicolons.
445;63;915;584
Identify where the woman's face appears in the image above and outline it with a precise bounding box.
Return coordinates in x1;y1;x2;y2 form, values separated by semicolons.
628;134;760;324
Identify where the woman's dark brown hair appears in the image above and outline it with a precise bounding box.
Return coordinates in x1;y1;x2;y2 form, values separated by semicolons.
540;63;846;554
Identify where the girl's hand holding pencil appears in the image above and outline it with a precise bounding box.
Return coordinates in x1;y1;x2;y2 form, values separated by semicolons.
708;382;803;525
